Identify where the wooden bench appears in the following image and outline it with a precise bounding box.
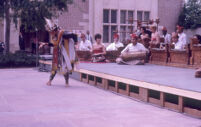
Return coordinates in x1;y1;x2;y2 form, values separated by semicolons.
190;44;201;67
168;44;190;68
149;44;168;65
190;38;201;67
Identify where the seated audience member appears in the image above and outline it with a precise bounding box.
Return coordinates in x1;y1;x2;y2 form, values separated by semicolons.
92;34;106;62
106;34;124;51
135;26;141;37
177;25;187;45
78;33;92;51
139;27;149;40
192;34;201;45
149;25;160;47
116;34;148;65
171;32;186;50
162;26;171;44
86;30;93;43
139;27;150;48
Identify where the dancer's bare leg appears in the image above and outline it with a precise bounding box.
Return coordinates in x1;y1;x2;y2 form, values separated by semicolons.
46;80;52;86
64;72;69;87
47;71;57;86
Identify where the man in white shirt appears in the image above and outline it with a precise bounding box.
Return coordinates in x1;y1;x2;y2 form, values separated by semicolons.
106;34;124;51
78;33;92;51
171;32;185;50
116;34;148;65
177;25;187;45
162;27;171;44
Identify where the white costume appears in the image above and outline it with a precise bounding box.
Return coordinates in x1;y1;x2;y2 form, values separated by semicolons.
174;41;185;50
79;40;92;51
163;33;171;44
121;43;148;54
106;41;124;51
178;32;187;45
86;34;93;43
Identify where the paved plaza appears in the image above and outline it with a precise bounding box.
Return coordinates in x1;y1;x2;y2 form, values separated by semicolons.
0;68;200;127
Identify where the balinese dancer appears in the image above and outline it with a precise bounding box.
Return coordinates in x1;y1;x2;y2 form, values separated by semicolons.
45;19;78;87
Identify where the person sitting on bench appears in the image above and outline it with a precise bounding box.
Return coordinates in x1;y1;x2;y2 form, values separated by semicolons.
171;32;186;50
116;34;148;65
149;25;160;48
78;33;92;51
91;34;106;62
106;33;124;51
192;34;201;45
177;25;187;46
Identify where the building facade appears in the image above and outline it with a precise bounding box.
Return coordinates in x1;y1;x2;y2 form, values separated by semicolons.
59;0;184;43
0;0;184;52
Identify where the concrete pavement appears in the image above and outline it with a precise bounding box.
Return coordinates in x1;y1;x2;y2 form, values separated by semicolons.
0;68;200;127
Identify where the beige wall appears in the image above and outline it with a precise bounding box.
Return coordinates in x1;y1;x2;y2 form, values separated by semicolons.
58;0;89;33
158;0;184;33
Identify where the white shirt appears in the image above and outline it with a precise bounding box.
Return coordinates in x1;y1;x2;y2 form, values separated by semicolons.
86;34;93;43
178;32;187;45
163;33;171;44
174;41;185;50
79;40;92;51
121;43;148;54
106;41;124;51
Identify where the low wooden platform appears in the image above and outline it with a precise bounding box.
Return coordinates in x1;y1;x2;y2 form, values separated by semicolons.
39;61;201;118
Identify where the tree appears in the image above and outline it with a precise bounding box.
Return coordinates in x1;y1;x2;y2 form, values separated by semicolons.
0;0;73;53
178;0;201;29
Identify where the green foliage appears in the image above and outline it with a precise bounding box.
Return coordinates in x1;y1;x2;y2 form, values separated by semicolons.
178;0;201;29
0;51;36;68
0;0;73;32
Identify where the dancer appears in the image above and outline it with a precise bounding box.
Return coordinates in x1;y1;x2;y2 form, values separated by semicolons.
44;19;78;87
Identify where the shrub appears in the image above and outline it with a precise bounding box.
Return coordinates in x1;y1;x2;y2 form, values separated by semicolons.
0;51;36;68
178;0;201;29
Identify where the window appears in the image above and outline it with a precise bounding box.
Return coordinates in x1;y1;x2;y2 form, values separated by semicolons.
103;9;135;43
128;26;134;33
120;26;126;41
103;26;109;43
111;26;117;42
137;11;143;21
120;10;126;24
144;11;150;21
111;10;117;23
128;11;134;24
103;9;109;23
